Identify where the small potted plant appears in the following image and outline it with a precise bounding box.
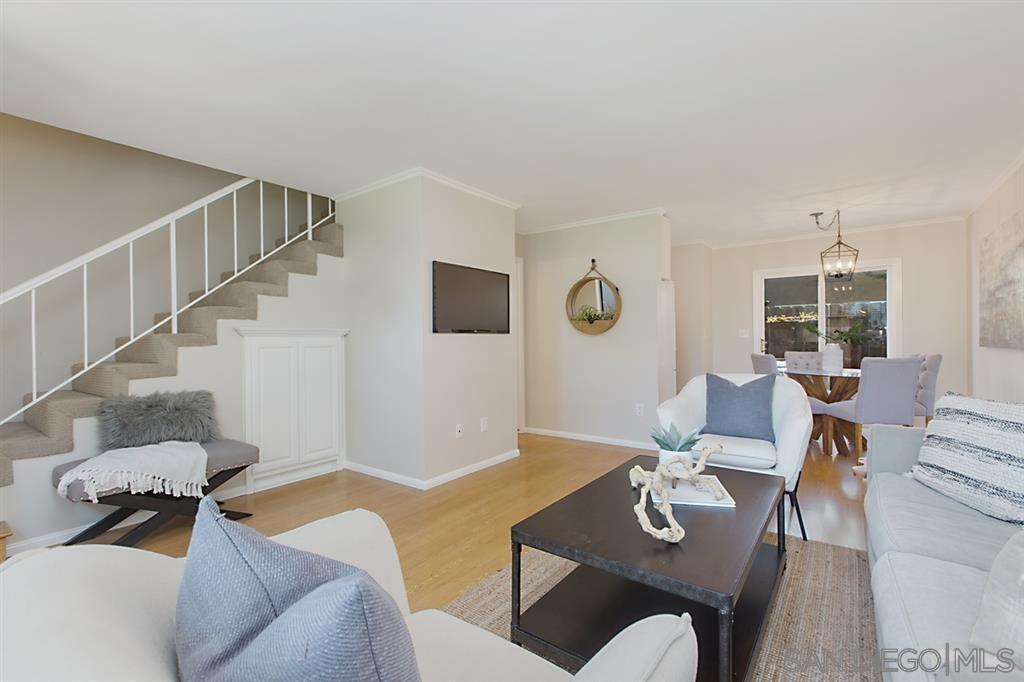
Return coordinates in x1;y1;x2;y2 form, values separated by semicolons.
801;320;871;370
650;423;703;472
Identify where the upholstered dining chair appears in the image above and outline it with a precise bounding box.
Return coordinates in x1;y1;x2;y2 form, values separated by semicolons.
914;354;943;424
783;351;828;423
751;353;778;374
657;374;813;540
823;357;921;459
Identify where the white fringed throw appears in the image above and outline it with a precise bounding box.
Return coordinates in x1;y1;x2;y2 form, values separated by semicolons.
58;440;208;503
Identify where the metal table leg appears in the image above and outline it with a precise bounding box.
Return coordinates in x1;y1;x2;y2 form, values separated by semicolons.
511;540;522;637
718;605;734;682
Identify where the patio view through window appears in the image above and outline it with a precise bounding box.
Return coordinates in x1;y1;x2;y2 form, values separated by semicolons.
763;270;888;367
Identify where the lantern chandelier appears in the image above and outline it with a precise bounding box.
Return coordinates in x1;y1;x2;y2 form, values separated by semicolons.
811;209;858;282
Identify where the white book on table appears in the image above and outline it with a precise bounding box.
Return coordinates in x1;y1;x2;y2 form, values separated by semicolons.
650;474;736;508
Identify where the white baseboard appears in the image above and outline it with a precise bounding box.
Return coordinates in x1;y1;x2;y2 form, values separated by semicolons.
342;461;429;490
423;448;520;488
521;427;656;451
343;448;521;490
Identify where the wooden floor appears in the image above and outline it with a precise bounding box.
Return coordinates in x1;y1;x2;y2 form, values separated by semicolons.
94;433;866;611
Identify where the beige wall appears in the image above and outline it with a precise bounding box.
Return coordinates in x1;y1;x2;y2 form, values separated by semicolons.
422;180;518;479
340;174;518;484
0;114;242;419
968;162;1024;401
671;243;713;388
340;178;427;479
521;214;670;446
701;219;970;397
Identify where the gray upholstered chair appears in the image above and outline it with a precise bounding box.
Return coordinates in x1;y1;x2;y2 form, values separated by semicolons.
750;353;778;374
914;354;943;424
823;357;921;458
783;351;827;417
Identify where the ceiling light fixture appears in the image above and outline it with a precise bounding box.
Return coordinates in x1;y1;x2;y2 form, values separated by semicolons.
811;209;858;282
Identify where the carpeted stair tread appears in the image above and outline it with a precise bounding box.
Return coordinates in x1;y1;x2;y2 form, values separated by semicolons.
0;423;64;486
0;220;343;487
22;391;104;438
188;280;288;304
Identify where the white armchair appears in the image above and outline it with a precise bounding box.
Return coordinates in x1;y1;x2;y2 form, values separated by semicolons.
1;509;697;682
657;373;813;539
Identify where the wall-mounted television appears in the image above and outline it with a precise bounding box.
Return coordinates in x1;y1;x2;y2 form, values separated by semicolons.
432;261;510;334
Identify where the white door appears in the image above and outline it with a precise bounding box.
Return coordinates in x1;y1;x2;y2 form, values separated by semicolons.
753;259;902;363
657;280;677;401
514;258;525;431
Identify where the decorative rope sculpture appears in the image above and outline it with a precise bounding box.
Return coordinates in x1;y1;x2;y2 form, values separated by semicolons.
627;445;723;543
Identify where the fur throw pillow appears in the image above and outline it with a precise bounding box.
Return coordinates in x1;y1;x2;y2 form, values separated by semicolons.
98;391;219;451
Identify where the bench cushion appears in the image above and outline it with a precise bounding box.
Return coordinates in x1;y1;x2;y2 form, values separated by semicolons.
865;473;1019;571
53;439;258;502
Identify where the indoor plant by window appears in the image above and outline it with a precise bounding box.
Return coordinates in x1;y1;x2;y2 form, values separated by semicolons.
802;320;871;369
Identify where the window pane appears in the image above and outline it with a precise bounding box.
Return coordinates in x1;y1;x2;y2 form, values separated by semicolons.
764;275;819;359
825;269;887;367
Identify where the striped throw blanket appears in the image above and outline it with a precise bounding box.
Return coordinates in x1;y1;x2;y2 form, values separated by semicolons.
912;393;1024;523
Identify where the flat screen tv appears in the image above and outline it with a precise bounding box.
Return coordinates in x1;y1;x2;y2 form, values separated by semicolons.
432;261;510;334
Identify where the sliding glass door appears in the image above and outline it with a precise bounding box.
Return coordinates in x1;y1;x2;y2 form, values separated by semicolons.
754;261;900;368
764;275;819;358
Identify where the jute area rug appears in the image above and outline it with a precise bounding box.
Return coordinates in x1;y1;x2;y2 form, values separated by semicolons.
443;534;881;681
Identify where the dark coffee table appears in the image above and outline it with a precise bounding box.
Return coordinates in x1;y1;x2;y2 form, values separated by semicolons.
511;456;786;682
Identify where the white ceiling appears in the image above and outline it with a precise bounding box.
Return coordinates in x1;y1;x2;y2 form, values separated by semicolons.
3;2;1024;245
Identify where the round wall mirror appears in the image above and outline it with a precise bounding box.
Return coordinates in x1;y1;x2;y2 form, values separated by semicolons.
566;259;622;334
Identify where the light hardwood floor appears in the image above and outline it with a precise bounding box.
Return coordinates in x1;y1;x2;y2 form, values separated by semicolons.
92;433;866;611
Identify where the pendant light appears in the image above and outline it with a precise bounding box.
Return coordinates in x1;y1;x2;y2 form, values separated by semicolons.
811;209;858;282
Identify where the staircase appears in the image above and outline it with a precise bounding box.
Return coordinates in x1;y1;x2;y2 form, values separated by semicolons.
0;179;343;488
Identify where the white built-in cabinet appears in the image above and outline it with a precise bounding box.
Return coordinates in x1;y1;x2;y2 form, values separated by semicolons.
237;329;348;492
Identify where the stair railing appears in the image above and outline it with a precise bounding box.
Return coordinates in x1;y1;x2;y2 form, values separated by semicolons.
0;178;335;425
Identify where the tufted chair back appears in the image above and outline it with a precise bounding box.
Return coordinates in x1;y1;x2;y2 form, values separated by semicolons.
784;351;823;373
914;354;943;418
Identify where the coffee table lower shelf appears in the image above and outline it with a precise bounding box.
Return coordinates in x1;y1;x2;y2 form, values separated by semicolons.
511;542;784;682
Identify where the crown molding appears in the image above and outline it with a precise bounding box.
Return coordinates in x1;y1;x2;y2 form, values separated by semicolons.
333;166;520;210
700;214;967;251
519;207;667;236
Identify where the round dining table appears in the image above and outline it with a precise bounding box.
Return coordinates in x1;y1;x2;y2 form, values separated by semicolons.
783;366;861;456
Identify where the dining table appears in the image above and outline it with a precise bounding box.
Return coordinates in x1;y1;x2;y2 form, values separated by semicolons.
782;366;861;457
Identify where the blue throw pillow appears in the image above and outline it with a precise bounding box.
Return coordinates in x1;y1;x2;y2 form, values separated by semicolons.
701;374;776;442
176;497;421;682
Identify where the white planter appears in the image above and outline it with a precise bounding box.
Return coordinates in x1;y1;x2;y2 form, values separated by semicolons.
658;449;693;477
823;343;844;372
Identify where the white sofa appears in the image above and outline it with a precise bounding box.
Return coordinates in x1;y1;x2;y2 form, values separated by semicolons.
1;508;698;682
866;426;1023;682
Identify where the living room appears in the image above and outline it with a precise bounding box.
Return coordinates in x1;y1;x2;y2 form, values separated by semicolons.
1;2;1023;681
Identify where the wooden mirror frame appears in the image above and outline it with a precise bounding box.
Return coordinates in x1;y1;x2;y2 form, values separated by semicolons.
565;260;622;335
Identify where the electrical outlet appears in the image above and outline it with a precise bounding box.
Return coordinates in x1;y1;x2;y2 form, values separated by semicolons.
635;403;645;417
455;424;464;439
480;417;488;432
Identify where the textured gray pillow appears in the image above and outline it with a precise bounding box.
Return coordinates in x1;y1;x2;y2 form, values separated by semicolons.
98;390;218;450
701;374;776;442
176;497;421;682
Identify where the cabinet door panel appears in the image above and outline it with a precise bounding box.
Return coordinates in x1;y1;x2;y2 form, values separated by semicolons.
300;340;340;461
251;343;300;471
